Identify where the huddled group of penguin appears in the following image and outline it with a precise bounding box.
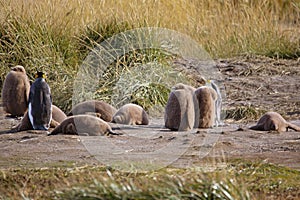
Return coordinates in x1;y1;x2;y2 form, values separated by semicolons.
2;66;53;130
2;65;300;135
1;66;151;136
165;81;222;131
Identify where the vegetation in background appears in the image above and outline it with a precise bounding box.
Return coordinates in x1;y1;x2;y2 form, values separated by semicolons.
0;0;299;111
0;1;299;199
225;106;267;121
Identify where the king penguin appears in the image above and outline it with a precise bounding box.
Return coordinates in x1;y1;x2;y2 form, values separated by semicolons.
28;71;52;130
205;79;223;127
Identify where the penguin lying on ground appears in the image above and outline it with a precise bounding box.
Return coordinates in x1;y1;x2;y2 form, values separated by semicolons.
112;103;149;125
10;105;67;132
250;111;300;132
67;100;117;122
48;115;119;136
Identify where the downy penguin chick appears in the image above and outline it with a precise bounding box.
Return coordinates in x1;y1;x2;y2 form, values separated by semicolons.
165;84;195;131
68;100;117;122
1;65;30;117
250;111;300;132
194;86;217;128
48;115;119;136
112;103;149;125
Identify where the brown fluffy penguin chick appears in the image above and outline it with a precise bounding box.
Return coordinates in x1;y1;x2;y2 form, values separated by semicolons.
112;103;149;125
52;105;67;123
11;105;67;132
11;111;32;132
48;115;119;136
2;65;30;117
194;86;217;128
68;100;117;122
250;111;300;132
164;88;195;131
171;83;196;93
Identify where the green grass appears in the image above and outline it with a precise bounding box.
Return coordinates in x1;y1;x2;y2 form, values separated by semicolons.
228;160;300;199
1;160;299;199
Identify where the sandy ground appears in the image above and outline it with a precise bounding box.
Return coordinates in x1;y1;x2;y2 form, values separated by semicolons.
0;56;300;171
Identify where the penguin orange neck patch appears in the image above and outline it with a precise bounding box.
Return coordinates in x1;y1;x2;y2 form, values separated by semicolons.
35;72;47;79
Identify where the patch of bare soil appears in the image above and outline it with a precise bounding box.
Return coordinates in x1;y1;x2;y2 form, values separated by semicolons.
218;55;300;119
0;55;300;170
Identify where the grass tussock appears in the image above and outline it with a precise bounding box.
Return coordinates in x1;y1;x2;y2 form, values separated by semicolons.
0;0;299;111
225;106;266;121
1;160;300;199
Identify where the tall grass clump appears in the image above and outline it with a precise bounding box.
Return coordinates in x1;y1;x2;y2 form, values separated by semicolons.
57;170;251;200
1;161;300;199
0;0;299;110
74;42;192;112
0;15;78;111
225;106;267;121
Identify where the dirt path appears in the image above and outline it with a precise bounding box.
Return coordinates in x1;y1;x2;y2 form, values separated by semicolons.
0;56;300;171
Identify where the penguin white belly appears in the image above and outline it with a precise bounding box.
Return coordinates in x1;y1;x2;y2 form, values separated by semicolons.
28;102;34;128
28;76;52;130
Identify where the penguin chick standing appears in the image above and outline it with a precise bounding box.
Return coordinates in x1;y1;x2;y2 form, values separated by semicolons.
28;71;52;130
1;65;30;117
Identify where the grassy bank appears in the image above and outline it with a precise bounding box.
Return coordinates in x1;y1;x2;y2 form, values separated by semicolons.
1;1;299;199
0;0;299;111
1;160;299;199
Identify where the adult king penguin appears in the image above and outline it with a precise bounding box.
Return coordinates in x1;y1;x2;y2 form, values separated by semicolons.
28;71;52;130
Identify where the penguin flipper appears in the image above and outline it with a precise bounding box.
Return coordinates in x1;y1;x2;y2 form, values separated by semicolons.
249;123;265;131
286;122;300;132
107;129;122;136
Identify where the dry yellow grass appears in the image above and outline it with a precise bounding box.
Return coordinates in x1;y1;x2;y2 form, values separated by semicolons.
0;2;299;198
0;0;299;110
1;0;298;57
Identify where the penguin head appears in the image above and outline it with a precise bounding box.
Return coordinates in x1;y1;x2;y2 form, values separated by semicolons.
11;65;26;73
205;79;212;86
35;71;47;79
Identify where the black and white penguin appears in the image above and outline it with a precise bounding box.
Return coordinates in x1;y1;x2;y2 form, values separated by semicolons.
28;71;52;130
205;80;223;127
